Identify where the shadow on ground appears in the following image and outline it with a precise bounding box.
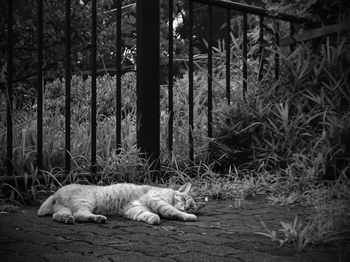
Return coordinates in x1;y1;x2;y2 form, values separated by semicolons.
0;197;349;262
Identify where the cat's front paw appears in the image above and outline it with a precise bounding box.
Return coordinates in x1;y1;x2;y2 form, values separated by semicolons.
64;215;75;224
94;215;107;224
147;214;160;225
185;214;197;222
53;213;75;224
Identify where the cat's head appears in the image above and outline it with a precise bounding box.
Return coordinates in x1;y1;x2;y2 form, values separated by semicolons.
174;182;205;213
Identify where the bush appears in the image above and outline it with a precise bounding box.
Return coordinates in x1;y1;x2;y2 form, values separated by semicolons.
210;39;350;180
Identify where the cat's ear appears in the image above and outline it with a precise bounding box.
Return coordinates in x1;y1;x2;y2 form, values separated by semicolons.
178;182;192;195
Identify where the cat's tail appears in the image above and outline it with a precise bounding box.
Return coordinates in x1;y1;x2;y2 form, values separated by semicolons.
37;195;55;216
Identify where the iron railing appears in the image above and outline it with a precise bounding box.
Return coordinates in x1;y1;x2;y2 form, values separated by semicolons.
176;0;309;162
4;0;312;179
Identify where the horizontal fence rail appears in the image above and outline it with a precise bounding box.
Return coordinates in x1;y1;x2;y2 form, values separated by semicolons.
280;19;350;47
193;0;310;23
5;0;331;182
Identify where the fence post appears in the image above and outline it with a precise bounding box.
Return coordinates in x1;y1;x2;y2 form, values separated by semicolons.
116;0;122;152
136;0;160;172
242;12;247;101
225;8;231;105
168;0;174;155
258;15;264;81
207;5;213;138
37;0;43;173
274;22;280;80
289;22;295;53
6;0;13;177
188;0;194;162
65;0;71;175
91;0;97;175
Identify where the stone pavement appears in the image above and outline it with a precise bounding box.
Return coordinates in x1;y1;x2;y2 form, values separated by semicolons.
0;197;349;262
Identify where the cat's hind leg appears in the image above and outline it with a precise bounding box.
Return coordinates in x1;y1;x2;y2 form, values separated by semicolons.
52;206;75;224
73;208;107;224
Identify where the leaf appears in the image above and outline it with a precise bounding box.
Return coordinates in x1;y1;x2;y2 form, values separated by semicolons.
202;38;208;49
280;221;291;231
255;232;276;239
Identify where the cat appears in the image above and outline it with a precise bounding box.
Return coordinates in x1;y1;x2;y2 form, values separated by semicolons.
37;182;203;225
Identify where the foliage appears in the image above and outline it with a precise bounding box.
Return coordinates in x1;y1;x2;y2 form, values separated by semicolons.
256;173;350;250
44;72;136;122
210;36;350;178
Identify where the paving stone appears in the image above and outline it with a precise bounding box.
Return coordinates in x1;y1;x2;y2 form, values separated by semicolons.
0;250;45;262
43;252;111;262
110;242;179;256
0;241;58;260
166;241;240;256
0;199;349;262
173;225;223;236
117;233;176;245
171;233;229;245
299;249;350;262
122;224;179;236
169;251;239;262
103;250;176;262
233;252;299;262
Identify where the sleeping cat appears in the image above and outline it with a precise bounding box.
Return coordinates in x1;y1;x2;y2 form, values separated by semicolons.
37;182;202;225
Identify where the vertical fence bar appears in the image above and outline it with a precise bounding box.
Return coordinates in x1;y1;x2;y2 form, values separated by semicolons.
242;12;247;101
289;22;295;53
274;22;280;80
207;5;213;138
225;8;231;105
136;0;160;172
258;15;264;81
116;0;122;152
65;0;71;174
37;0;43;172
188;0;194;162
91;0;97;174
6;0;13;177
168;0;174;154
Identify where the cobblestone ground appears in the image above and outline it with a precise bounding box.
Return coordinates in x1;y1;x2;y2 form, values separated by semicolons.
0;197;349;262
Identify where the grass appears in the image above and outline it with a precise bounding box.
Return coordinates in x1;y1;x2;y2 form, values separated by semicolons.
256;170;350;250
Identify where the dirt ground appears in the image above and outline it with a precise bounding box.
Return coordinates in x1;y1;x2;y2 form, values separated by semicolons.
0;197;349;262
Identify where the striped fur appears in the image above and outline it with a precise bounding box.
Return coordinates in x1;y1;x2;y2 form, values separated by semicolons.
37;182;200;225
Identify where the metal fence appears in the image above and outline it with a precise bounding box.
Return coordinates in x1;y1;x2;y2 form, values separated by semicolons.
5;0;310;178
181;0;309;163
